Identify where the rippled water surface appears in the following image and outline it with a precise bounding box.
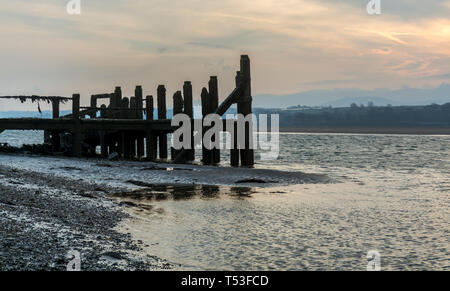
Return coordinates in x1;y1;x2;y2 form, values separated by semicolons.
1;131;449;270
117;133;449;270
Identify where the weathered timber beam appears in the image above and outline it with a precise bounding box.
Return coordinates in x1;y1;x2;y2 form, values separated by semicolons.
216;87;241;116
0;118;175;132
0;118;76;131
0;96;72;102
91;93;114;99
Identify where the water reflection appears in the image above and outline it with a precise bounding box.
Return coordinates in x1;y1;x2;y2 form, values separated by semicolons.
110;184;255;203
112;134;450;270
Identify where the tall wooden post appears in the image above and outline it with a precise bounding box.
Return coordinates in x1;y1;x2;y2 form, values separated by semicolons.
89;95;98;156
230;121;240;167
121;97;130;159
100;104;108;157
114;86;123;156
129;97;137;158
172;91;184;161
157;85;168;159
135;86;145;158
90;95;97;118
230;71;241;166
112;87;122;116
237;55;254;167
51;100;59;126
201;87;211;164
145;95;157;161
51;100;60;151
183;81;194;161
72;94;82;157
209;76;220;164
114;87;122;114
108;91;115;115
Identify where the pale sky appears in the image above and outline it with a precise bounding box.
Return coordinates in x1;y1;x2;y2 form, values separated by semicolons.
1;0;450;111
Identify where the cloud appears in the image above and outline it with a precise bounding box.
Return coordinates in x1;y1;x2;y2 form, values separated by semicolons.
0;0;450;112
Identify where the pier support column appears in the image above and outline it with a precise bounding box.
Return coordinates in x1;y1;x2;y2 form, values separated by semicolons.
209;76;220;164
238;55;254;167
72;94;82;157
230;71;241;167
121;97;131;159
201;87;211;164
99;104;108;157
157;86;168;160
129;97;137;159
51;100;60;151
113;87;122;117
135;86;145;158
183;81;195;161
114;87;123;156
230;120;240;167
90;95;97;118
172;91;184;161
145;95;157;161
100;132;107;158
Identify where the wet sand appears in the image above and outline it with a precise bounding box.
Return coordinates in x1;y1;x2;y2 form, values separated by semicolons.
0;164;172;270
0;153;330;270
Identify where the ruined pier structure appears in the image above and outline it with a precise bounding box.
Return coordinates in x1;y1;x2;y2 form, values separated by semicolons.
0;56;254;167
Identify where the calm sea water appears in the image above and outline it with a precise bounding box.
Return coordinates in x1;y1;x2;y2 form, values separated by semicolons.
1;130;449;270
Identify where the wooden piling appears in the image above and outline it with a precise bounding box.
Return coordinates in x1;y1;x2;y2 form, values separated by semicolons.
100;133;107;157
114;87;123;156
183;81;194;161
209;76;220;164
100;104;107;118
51;100;60;151
157;85;168;159
238;55;254;167
145;95;157;160
113;87;122;114
90;95;97;118
230;71;241;166
135;86;145;158
230;120;240;167
129;97;137;158
100;104;108;157
172;91;184;161
72;94;82;157
121;97;131;159
201;87;211;164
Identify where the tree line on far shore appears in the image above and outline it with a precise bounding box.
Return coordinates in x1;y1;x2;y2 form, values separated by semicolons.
254;102;450;127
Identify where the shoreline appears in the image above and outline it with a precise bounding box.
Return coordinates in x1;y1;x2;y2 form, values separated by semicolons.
0;164;172;271
279;126;450;135
0;153;330;270
0;153;331;188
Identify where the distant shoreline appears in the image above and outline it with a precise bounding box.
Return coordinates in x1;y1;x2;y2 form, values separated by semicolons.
279;126;450;135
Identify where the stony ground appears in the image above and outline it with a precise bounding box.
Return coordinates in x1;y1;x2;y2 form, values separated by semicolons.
0;153;331;271
0;165;173;271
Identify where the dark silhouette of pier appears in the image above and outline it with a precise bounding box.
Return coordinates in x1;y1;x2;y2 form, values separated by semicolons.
0;56;254;167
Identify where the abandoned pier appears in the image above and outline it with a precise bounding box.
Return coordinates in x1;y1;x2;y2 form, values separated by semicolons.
0;56;254;167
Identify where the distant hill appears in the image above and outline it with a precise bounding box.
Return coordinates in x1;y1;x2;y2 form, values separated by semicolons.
255;103;450;127
253;84;450;108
